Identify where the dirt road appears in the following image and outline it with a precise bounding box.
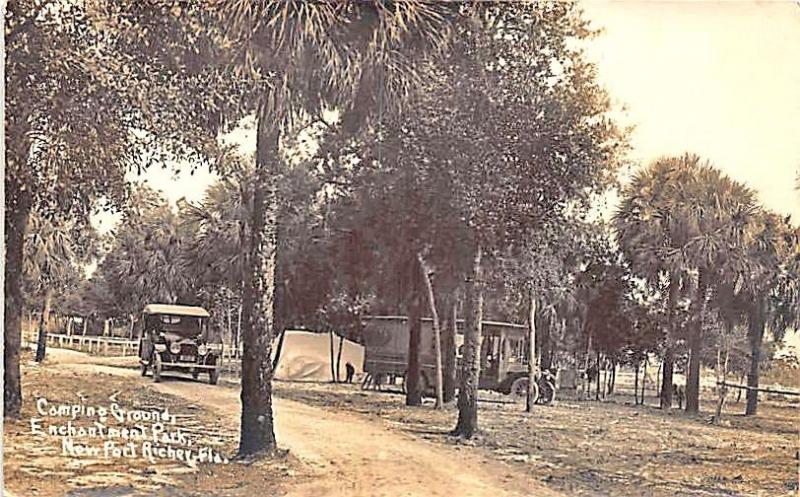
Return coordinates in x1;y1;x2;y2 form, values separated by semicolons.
52;349;561;497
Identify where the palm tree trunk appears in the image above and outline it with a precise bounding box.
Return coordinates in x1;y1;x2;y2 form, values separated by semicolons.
453;245;483;437
661;272;680;409
418;253;444;409
526;289;537;413
35;292;54;363
745;297;766;416
686;269;708;413
238;108;279;457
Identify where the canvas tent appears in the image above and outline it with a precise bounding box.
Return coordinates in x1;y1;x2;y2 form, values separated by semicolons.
273;330;364;382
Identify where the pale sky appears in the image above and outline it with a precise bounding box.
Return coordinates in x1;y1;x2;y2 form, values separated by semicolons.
95;1;800;233
582;0;800;220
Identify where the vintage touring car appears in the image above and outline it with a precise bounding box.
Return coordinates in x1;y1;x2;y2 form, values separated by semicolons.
137;304;223;384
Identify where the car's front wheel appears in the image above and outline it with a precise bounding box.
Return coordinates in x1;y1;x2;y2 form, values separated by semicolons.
153;353;163;383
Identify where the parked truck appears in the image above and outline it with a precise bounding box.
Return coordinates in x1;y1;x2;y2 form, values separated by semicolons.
360;315;555;403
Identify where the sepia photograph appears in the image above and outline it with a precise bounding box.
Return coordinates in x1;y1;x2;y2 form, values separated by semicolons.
2;1;799;496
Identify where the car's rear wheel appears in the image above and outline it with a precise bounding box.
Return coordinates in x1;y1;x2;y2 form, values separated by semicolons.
153;354;162;383
510;377;538;404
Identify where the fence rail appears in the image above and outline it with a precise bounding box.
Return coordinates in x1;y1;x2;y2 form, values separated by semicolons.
24;331;245;362
717;381;800;397
28;332;140;356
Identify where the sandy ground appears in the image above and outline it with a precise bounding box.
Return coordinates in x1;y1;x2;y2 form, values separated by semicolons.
275;381;800;497
3;349;298;497
6;348;562;497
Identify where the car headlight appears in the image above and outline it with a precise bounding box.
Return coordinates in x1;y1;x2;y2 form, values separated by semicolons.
169;342;181;354
197;344;208;356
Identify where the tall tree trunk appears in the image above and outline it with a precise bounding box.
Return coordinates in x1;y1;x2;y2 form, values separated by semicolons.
238;108;279;457
328;331;336;382
634;361;640;405
584;326;592;399
406;259;423;407
595;351;602;401
745;297;766;416
686;269;708;414
335;334;345;383
271;218;288;372
643;359;648;403
453;245;483;437
608;360;616;395
273;328;288;373
443;299;458;403
418;253;444;409
660;272;680;409
4;187;31;416
35;290;53;362
526;289;537;413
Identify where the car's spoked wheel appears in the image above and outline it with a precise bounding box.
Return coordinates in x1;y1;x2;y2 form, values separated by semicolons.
510;377;539;404
153;354;162;383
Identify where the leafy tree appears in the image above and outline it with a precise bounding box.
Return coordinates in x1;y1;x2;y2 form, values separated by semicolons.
344;2;625;436
4;0;230;416
218;0;462;455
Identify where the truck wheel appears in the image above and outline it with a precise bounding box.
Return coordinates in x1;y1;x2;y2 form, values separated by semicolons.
511;377;539;404
153;354;162;383
209;368;219;385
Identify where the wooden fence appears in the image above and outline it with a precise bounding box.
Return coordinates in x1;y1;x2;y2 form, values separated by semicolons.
23;331;139;357
24;331;245;364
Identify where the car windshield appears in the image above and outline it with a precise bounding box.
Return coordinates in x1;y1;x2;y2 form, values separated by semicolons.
146;314;205;338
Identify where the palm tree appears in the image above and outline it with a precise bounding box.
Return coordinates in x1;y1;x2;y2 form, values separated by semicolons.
23;213;96;362
615;156;698;409
740;211;798;415
216;1;461;455
615;154;759;412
